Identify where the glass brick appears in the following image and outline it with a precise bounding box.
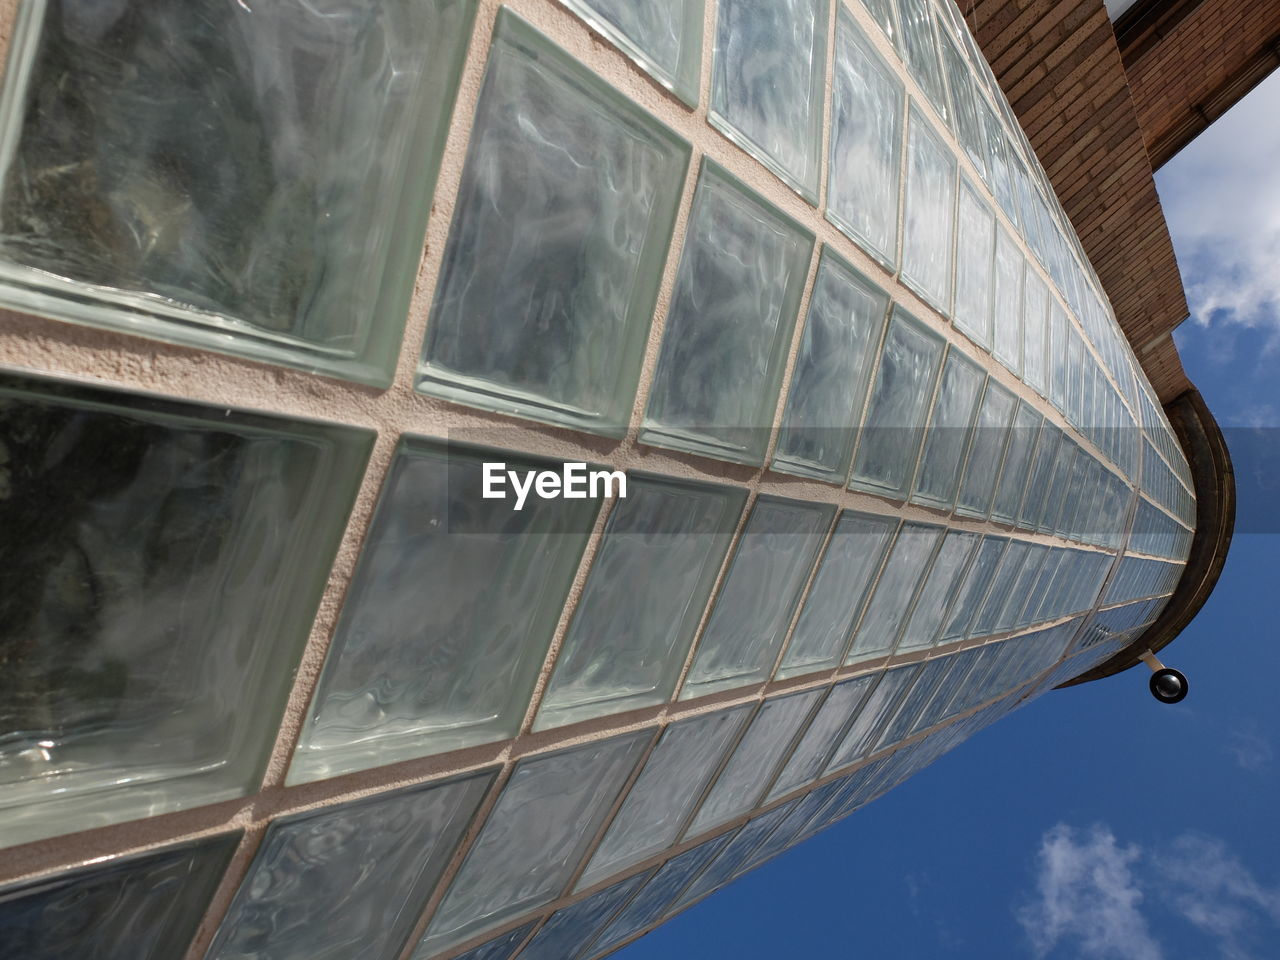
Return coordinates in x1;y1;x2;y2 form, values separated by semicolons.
579;706;751;888
0;835;237;960
441;922;537;960
519;872;650;960
940;537;1007;642
0;371;371;847
0;0;476;386
209;773;491;960
779;512;899;677
686;688;823;834
536;476;746;731
955;379;1015;518
681;496;833;698
767;675;877;800
710;0;829;201
991;403;1042;523
418;11;690;437
897;0;949;121
421;734;649;955
901;105;957;314
954;179;995;349
1023;266;1050;393
912;350;985;510
858;0;902;51
825;664;921;770
991;226;1023;374
849;307;945;498
290;437;600;784
641;161;814;465
897;530;980;651
560;0;703;104
772;248;890;483
846;522;944;662
828;8;906;268
668;804;797;913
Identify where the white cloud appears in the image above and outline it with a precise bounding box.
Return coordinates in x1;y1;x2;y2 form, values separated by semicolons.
1155;72;1280;341
1018;824;1163;960
1226;724;1274;773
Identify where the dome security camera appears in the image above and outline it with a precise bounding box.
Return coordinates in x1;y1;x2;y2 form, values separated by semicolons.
1139;650;1188;705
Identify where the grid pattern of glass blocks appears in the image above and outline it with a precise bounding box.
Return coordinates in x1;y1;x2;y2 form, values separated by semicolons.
0;0;477;386
0;0;1200;955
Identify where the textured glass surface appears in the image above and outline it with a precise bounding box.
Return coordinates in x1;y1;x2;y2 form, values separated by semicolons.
940;536;1006;641
912;351;985;509
210;773;491;960
898;531;980;651
580;707;750;887
767;675;877;800
0;835;237;960
1023;267;1049;392
422;734;649;955
955;380;1015;518
773;249;890;481
710;0;828;201
642;161;814;465
847;523;944;662
898;0;949;120
826;665;921;770
291;438;599;784
682;497;833;697
780;512;899;677
901;106;957;313
0;372;372;847
536;476;746;730
593;835;736;953
850;308;945;498
939;32;986;174
418;12;689;436
859;0;901;50
670;803;798;911
991;403;1042;523
560;0;703;104
954;180;995;348
443;922;537;960
872;657;952;750
520;873;649;960
991;226;1024;373
687;688;823;833
828;8;905;267
0;0;475;386
971;541;1030;637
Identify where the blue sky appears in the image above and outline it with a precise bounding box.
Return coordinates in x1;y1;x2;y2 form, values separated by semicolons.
618;70;1280;960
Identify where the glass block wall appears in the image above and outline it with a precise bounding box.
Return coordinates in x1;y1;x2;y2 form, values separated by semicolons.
0;0;1196;958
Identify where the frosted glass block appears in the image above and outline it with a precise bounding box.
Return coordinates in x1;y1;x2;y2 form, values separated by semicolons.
1000;545;1049;631
687;689;823;834
580;707;751;887
970;541;1031;638
897;0;949;121
773;249;890;482
710;0;829;201
670;803;798;912
912;351;985;510
955;380;1016;518
422;734;650;955
991;227;1024;373
0;835;237;960
780;513;899;677
682;497;833;697
739;778;846;872
642;161;814;465
594;835;736;952
1038;441;1077;534
901;107;957;314
767;675;878;800
210;773;491;960
828;8;906;268
847;523;945;662
0;0;475;387
938;32;987;175
291;438;599;783
0;372;372;847
982;105;1018;224
850;308;945;498
1020;427;1062;530
954;180;996;348
520;873;649;960
536;476;746;731
940;537;1006;641
859;0;903;50
446;922;537;960
1050;302;1070;410
560;0;703;104
418;12;689;436
873;656;952;750
897;531;980;651
1023;268;1050;393
991;404;1042;523
825;665;921;770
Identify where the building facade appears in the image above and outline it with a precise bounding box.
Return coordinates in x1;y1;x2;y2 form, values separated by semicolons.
0;0;1235;959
